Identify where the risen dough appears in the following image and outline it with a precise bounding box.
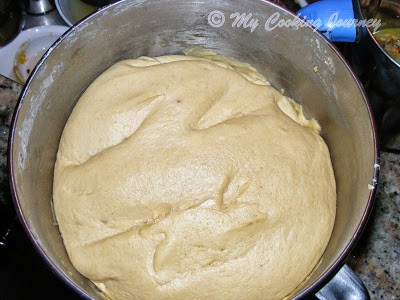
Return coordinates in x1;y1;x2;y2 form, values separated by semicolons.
53;55;336;300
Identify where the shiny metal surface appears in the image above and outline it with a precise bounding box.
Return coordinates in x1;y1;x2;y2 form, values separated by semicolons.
9;0;379;299
24;8;67;29
26;0;54;15
316;264;370;300
352;0;400;150
353;0;400;100
55;0;98;27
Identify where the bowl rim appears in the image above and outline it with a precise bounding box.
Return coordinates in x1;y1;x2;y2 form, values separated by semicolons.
8;0;380;298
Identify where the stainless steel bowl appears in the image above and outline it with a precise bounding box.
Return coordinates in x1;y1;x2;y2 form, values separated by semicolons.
353;0;400;100
8;0;379;298
352;0;400;149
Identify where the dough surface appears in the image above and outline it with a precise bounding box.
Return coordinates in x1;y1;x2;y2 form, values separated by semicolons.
53;55;336;300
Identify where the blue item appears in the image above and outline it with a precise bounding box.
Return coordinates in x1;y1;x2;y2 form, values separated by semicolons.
297;0;357;42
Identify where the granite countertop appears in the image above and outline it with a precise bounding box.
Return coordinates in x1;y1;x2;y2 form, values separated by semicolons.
0;73;399;299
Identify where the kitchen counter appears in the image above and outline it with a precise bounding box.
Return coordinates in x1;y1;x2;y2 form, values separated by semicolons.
0;73;399;299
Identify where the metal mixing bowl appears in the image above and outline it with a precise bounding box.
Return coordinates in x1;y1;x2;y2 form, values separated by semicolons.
8;0;379;298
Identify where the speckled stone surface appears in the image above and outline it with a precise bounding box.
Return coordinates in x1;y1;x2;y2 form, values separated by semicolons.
347;152;400;299
0;74;399;299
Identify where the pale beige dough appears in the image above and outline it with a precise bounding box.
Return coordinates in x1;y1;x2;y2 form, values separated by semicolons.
53;55;336;300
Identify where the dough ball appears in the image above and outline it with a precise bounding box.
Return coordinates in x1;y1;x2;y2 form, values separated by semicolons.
53;55;336;300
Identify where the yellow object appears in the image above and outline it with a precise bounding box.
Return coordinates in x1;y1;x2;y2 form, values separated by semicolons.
53;55;336;300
